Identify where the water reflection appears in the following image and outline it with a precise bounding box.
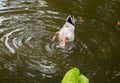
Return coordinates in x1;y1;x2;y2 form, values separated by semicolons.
0;0;120;83
0;0;7;9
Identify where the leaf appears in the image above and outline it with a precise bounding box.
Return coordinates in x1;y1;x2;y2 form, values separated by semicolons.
61;67;80;83
78;74;89;83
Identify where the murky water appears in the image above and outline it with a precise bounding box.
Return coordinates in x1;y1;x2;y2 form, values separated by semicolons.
0;0;120;83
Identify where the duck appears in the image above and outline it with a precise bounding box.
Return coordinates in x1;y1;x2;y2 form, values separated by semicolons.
52;15;76;47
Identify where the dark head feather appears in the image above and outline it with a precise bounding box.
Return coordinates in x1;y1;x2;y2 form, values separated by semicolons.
66;15;75;26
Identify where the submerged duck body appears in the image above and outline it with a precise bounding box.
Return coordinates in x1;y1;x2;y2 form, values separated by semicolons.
52;15;76;47
58;22;75;42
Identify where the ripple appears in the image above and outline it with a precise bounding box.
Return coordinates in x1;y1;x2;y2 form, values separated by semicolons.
0;16;10;25
0;29;23;53
45;41;75;56
25;36;33;48
0;0;8;9
12;38;19;48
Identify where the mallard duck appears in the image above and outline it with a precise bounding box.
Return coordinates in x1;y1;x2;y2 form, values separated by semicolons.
52;15;76;47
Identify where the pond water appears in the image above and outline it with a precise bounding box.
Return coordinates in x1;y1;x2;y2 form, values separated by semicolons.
0;0;120;83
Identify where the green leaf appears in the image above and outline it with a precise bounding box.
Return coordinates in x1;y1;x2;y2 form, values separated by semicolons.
78;74;89;83
61;67;80;83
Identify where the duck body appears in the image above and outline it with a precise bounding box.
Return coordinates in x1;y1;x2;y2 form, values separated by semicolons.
58;22;75;42
52;15;76;47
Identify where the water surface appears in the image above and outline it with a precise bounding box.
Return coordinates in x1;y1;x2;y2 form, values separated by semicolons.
0;0;120;83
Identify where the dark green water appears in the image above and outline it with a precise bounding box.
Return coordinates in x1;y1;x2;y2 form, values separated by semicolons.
0;0;120;83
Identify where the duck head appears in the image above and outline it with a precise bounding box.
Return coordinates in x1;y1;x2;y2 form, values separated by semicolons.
66;15;76;26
